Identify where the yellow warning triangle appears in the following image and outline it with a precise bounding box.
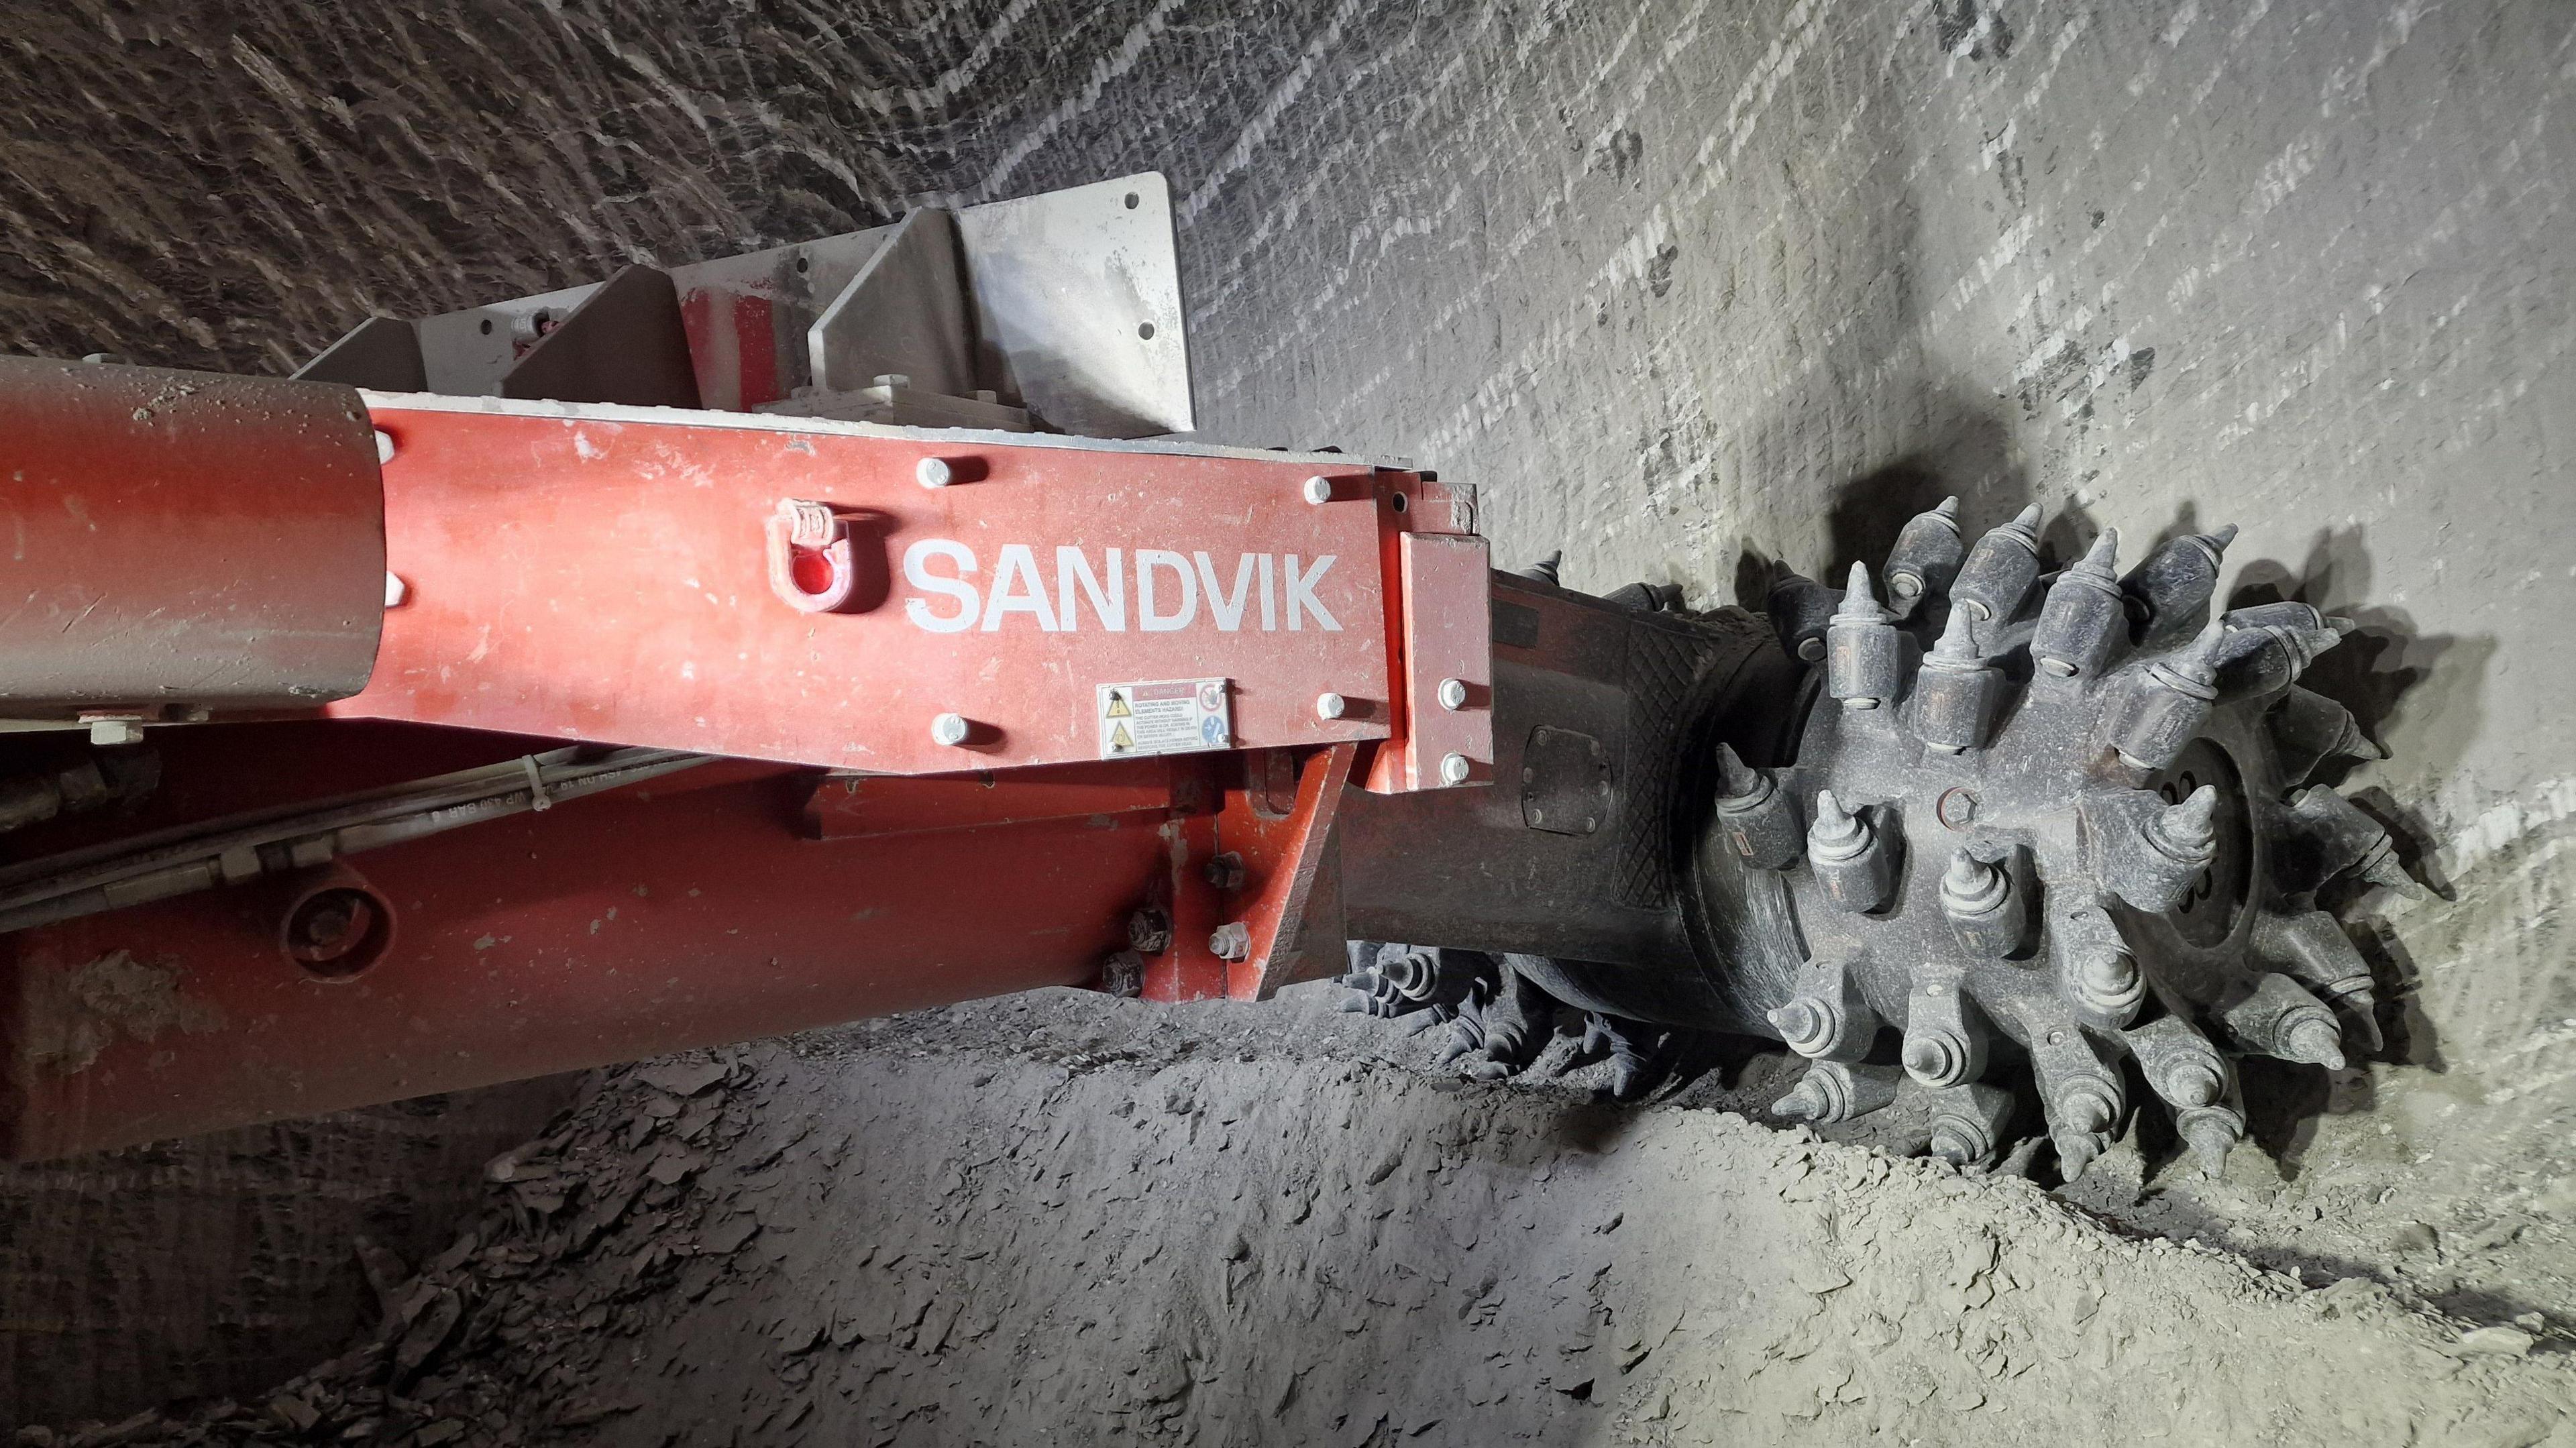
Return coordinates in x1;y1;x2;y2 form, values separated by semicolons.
1106;691;1132;718
1110;721;1134;750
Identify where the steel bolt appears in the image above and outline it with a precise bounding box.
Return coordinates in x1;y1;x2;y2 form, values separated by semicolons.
916;457;955;489
1440;753;1473;786
1099;950;1146;999
1935;787;1979;831
383;572;409;608
1209;922;1252;961
1203;852;1246;891
1301;476;1334;506
1316;691;1348;721
1437;677;1470;710
86;718;144;748
374;430;396;465
930;712;972;746
1127;907;1173;955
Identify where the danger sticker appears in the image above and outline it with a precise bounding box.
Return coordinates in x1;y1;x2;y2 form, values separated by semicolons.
1099;678;1231;758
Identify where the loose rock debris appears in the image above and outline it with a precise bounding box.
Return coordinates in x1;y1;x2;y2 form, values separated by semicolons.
19;1002;2576;1447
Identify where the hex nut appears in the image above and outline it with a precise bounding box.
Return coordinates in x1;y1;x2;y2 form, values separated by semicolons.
1127;907;1173;955
1099;950;1146;999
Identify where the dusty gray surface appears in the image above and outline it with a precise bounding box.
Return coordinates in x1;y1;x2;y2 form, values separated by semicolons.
0;1079;578;1428
19;1018;2576;1447
4;0;2575;1437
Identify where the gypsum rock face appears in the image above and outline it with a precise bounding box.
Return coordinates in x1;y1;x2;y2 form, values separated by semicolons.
1706;505;2405;1180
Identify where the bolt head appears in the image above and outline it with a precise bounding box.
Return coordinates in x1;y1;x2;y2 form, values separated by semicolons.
916;457;955;488
1126;908;1172;955
930;712;971;746
1440;753;1472;786
373;429;396;465
1935;787;1980;831
1099;950;1146;999
86;718;144;748
1301;475;1334;506
1437;677;1470;710
1316;691;1348;721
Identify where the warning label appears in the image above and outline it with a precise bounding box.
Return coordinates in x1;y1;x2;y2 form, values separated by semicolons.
1098;678;1231;758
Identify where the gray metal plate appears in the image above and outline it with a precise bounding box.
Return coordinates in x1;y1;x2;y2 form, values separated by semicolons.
392;173;1190;438
956;173;1193;439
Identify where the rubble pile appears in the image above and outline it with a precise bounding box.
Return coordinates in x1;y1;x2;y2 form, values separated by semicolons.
17;1056;763;1448
21;1002;2576;1447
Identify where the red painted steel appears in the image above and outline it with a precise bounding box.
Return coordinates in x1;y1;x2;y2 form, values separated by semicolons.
802;759;1181;838
0;357;384;710
1388;532;1495;791
678;286;788;412
0;758;1175;1159
337;401;1428;775
1126;743;1356;1003
0;712;1381;1152
0;370;1517;1154
1228;742;1358;999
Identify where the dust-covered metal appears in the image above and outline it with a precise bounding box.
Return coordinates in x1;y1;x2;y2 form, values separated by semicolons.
335;394;1470;777
311;172;1189;435
1708;503;2403;1178
0;357;386;712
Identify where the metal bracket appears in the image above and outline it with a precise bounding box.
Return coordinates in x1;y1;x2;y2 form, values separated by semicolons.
809;209;973;398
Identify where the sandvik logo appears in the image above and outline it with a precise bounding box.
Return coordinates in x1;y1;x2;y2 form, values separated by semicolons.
901;541;1342;634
